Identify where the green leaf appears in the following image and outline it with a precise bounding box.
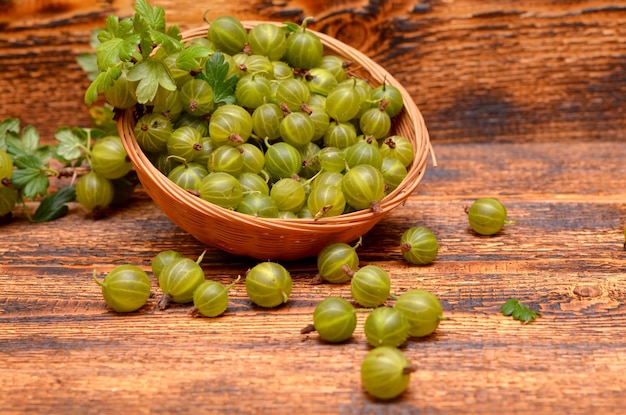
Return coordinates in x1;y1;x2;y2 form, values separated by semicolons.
95;16;141;70
176;43;212;72
20;125;40;153
150;25;183;55
31;185;76;222
501;298;541;324
197;52;239;104
84;66;122;105
77;53;99;81
134;0;166;32
11;153;49;199
128;58;176;103
0;118;20;151
55;127;85;161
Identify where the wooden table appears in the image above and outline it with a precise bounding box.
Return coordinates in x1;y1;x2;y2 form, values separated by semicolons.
1;1;626;414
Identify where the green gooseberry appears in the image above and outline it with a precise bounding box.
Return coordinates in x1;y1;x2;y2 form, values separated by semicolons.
158;251;206;309
302;296;357;343
363;306;410;348
245;262;292;308
399;226;439;265
93;265;151;313
191;276;241;318
361;346;415;400
394;289;444;337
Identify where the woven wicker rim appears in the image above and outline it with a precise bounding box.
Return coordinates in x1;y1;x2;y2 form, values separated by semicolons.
119;21;433;234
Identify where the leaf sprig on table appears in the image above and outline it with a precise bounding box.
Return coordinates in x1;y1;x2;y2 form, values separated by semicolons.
501;298;541;324
0;107;123;223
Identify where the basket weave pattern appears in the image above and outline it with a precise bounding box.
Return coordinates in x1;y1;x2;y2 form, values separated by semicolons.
118;22;432;261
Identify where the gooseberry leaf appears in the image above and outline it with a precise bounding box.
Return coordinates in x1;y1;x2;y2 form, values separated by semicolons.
0;117;20;151
501;298;541;324
150;25;183;55
96;16;141;70
85;65;123;105
198;52;238;105
10;153;49;199
55;127;84;161
176;44;212;72
127;58;176;103
31;185;76;223
134;0;166;32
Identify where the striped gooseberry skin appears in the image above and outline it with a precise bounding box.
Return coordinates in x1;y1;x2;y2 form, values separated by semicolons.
93;265;151;313
285;27;324;70
90;136;133;180
252;103;284;141
209;15;248;55
307;105;331;141
341;164;385;211
208;145;244;177
76;171;114;211
379;135;415;168
322;121;358;149
311;171;343;191
316;241;359;284
359;107;392;140
167;126;203;162
306;67;338;96
237;143;266;174
152;250;184;282
174;113;209;137
241;55;274;78
312;297;357;343
370;84;404;117
467;197;508;236
269;177;307;213
238;172;270;195
192;279;237;318
363;306;410;348
350;265;391;308
325;83;362;122
274;78;310;112
198;172;243;210
133;113;173;153
381;157;407;193
235;74;272;109
400;226;439;265
344;140;383;170
179;78;215;116
248;23;288;60
279;111;316;148
264;141;303;181
361;346;414;400
167;162;208;191
0;186;18;216
245;262;292;308
318;55;349;82
317;146;347;173
104;70;137;109
307;184;346;219
237;193;279;218
208;104;253;147
393;289;444;337
158;257;206;308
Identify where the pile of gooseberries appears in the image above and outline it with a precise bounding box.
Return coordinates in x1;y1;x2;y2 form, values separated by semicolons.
121;16;415;220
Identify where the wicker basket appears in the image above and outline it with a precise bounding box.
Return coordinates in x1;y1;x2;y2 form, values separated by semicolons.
118;21;433;261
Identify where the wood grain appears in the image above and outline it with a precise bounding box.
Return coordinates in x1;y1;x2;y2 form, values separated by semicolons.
1;1;626;143
1;141;625;414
